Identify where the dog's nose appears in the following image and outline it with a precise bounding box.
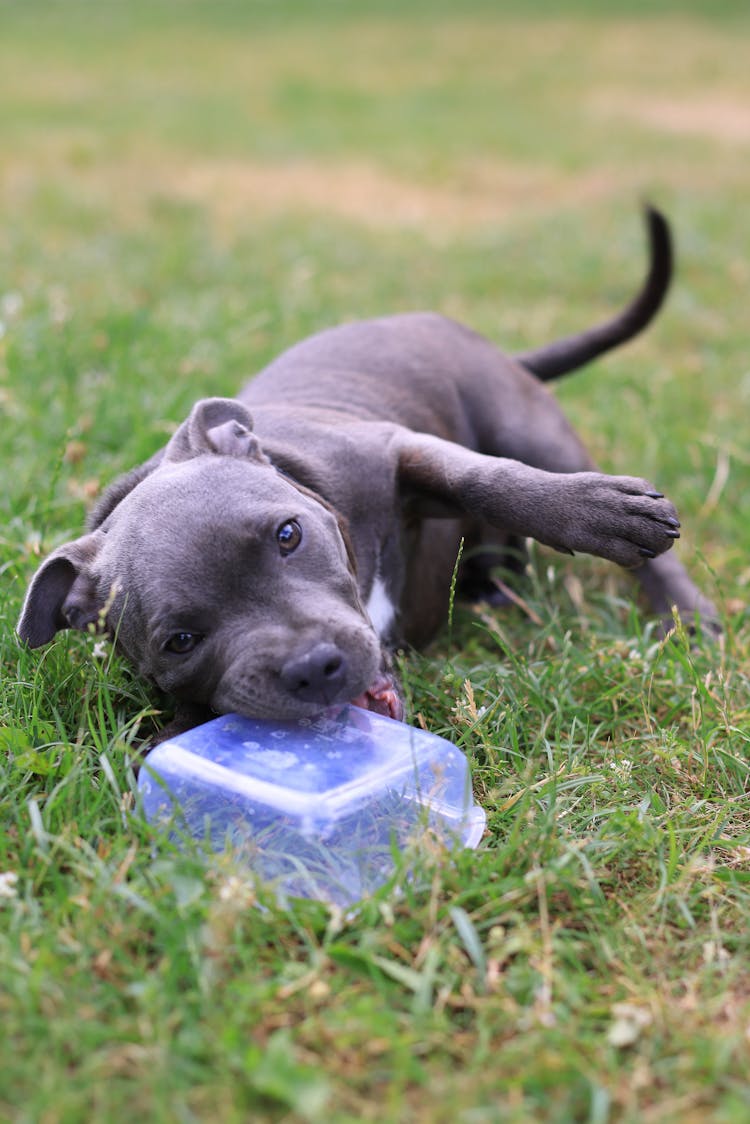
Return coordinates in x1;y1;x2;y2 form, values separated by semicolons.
279;642;348;702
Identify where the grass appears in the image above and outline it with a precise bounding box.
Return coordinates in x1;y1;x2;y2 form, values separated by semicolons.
2;1;750;1120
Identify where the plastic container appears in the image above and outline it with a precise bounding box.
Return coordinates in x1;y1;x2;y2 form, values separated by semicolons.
138;705;485;906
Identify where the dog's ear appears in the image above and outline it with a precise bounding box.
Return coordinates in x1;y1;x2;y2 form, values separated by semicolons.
164;398;269;464
17;532;106;648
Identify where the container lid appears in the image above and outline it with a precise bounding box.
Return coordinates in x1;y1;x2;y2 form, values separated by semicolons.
143;705;484;829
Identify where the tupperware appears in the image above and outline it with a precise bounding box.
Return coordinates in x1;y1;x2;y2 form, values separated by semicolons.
138;704;485;906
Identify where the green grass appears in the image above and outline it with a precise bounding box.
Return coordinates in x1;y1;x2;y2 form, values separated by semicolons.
2;1;750;1120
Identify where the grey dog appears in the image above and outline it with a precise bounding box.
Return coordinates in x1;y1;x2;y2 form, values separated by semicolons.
18;208;716;734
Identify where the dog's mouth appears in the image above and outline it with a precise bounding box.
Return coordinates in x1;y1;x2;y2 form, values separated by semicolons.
350;673;404;722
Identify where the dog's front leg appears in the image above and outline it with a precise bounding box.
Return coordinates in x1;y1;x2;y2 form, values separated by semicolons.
393;431;681;570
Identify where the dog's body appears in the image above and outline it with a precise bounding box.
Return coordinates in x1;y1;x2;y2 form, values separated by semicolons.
18;209;716;731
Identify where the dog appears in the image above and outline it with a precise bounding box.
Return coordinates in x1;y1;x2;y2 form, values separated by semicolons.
18;208;716;736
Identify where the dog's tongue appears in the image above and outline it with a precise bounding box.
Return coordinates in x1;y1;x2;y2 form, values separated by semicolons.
350;675;404;722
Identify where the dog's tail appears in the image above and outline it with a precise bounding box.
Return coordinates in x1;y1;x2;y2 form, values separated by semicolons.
513;206;672;382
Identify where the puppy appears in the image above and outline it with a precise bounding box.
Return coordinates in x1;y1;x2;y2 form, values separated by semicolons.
18;208;716;734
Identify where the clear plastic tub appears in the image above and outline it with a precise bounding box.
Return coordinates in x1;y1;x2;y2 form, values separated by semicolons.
138;705;485;906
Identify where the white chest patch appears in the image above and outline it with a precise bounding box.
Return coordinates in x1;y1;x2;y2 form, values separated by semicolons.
365;575;396;638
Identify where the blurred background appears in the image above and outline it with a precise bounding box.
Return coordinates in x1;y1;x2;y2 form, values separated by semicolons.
2;0;749;605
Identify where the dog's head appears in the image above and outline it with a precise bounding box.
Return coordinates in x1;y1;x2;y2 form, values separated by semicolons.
18;399;394;720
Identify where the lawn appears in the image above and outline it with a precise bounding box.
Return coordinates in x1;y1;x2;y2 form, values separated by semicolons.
2;1;750;1120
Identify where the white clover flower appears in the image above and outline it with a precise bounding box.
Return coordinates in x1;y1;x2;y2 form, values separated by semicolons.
0;872;19;900
609;758;633;782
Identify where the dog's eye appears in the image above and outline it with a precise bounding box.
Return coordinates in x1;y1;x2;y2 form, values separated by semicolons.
276;519;302;555
164;632;202;655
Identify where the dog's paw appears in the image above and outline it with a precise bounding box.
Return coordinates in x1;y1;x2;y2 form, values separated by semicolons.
554;473;681;568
